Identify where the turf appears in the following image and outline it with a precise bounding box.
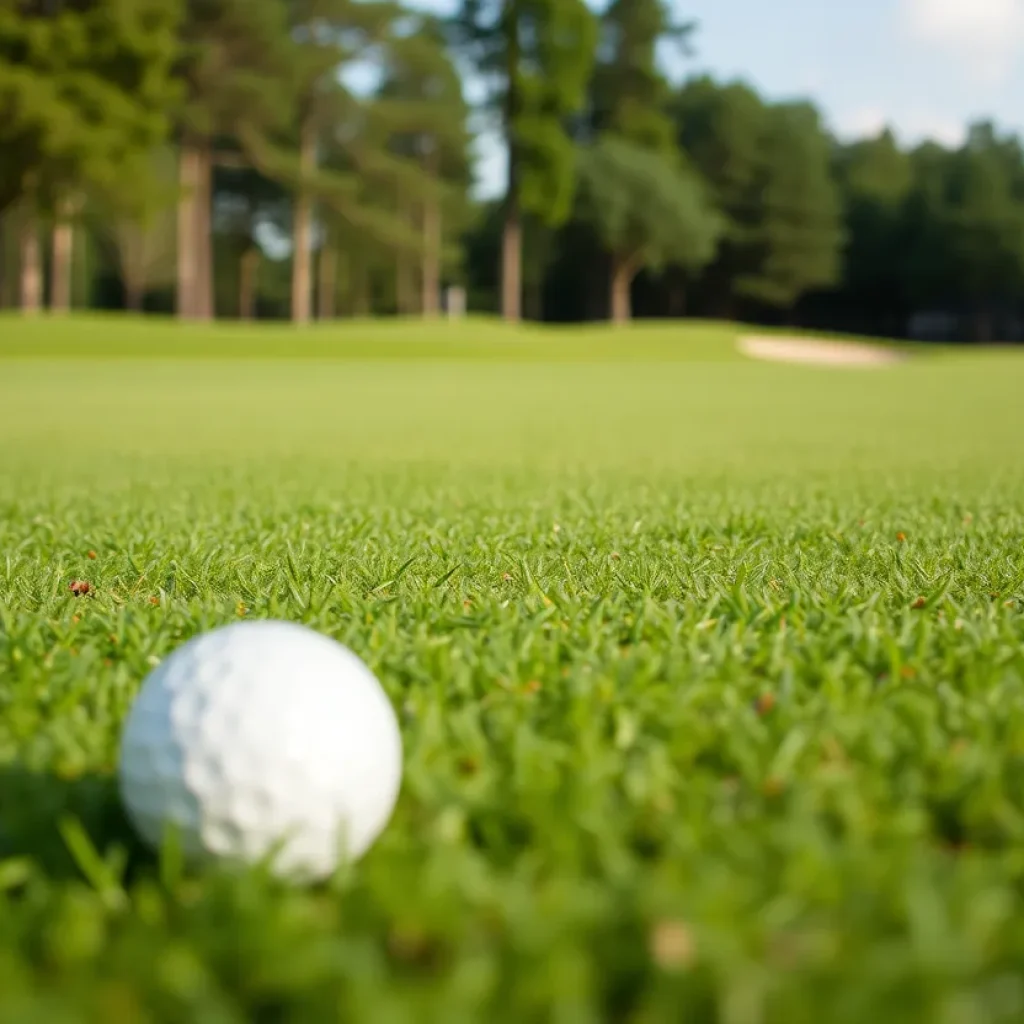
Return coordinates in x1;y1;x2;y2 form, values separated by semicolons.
1;317;1023;1021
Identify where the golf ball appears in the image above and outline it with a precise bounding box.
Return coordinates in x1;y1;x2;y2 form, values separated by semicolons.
118;620;402;880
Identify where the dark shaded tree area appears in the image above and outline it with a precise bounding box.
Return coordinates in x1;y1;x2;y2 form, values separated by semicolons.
1;1;1022;341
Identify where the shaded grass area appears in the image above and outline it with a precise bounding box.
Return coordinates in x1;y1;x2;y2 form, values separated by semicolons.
0;323;1023;1019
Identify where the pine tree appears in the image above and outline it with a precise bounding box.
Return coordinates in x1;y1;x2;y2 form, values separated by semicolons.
676;79;843;317
279;0;394;322
375;13;473;316
453;0;597;321
0;0;182;217
0;0;182;312
173;0;294;320
576;0;719;321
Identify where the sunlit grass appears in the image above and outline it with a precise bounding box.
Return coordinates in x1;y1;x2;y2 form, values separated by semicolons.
0;318;1023;1019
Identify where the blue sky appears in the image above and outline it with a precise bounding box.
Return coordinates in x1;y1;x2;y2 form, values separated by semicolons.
406;0;1024;196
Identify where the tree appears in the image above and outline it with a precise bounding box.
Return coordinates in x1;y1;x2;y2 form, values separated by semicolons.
375;13;473;316
211;164;287;319
940;124;1024;340
589;0;691;151
675;80;842;317
0;0;182;219
282;0;398;323
173;0;295;320
576;137;719;321
674;77;769;317
453;0;597;321
0;0;182;314
89;147;179;311
739;101;843;309
576;0;718;322
830;128;913;335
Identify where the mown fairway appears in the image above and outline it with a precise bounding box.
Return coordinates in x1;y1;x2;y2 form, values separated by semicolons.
1;317;1023;1021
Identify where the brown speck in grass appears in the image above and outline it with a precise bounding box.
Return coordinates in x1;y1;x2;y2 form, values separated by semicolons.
911;596;926;609
649;920;696;971
87;550;97;560
387;925;437;967
755;692;776;715
896;532;907;543
69;580;91;597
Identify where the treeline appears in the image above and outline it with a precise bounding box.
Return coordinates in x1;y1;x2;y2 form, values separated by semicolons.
2;0;1023;342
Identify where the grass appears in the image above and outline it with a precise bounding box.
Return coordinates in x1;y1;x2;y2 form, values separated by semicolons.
1;316;1023;1021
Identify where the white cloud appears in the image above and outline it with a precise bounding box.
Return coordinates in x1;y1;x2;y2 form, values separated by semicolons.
902;0;1024;81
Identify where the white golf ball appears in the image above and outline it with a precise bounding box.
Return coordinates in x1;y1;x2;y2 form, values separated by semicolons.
117;620;402;880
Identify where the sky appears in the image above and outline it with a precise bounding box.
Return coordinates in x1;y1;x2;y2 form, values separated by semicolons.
406;0;1024;197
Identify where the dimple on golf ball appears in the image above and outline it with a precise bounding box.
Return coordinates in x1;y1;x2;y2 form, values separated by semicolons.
118;620;402;880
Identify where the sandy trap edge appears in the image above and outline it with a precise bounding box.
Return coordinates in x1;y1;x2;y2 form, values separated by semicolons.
738;335;906;369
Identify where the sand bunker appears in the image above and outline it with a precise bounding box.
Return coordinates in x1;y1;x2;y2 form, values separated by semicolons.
738;335;905;368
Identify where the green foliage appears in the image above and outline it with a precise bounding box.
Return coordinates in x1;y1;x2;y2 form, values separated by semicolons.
0;323;1023;1016
676;81;843;311
88;146;180;307
941;126;1024;309
0;0;184;216
177;0;294;145
573;0;712;317
590;0;690;158
3;0;1024;335
833;129;913;315
576;136;720;270
455;0;597;227
737;102;844;306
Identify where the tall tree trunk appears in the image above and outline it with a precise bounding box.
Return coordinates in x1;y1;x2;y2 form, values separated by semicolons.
50;202;74;313
501;191;522;322
125;279;144;312
239;245;259;320
72;215;90;310
176;139;199;319
421;163;441;318
395;246;413;314
394;187;414;315
317;241;336;320
353;262;370;317
501;28;521;323
291;118;315;324
610;253;637;325
194;139;214;320
0;213;9;308
19;212;41;314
